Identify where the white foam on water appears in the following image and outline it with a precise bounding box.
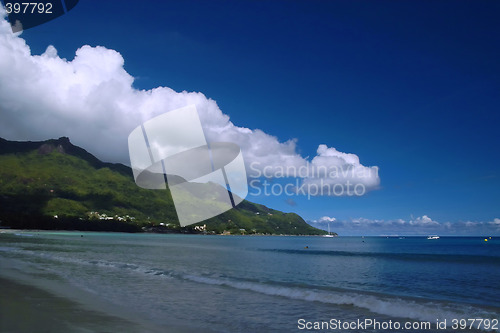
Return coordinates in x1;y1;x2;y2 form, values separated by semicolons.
182;275;499;329
2;245;498;331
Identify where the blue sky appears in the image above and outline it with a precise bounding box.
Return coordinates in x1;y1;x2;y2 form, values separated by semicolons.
2;1;499;235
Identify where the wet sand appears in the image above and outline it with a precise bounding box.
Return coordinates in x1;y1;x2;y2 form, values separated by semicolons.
0;277;156;333
0;267;205;333
0;239;217;333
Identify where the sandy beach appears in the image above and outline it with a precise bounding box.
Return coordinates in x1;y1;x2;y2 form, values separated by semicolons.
1;231;498;333
0;250;200;333
0;277;150;333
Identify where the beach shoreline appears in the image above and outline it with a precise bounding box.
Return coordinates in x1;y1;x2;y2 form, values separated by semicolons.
0;276;151;333
0;257;202;333
0;228;331;237
1;230;498;333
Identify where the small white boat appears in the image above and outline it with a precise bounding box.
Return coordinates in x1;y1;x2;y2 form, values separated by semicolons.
323;223;335;237
427;235;440;240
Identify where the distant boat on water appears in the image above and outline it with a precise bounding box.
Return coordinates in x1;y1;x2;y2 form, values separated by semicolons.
427;235;440;240
323;223;335;238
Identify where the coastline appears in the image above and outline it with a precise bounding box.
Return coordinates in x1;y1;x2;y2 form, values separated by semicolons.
0;277;150;333
0;256;202;333
1;231;498;332
1;228;332;236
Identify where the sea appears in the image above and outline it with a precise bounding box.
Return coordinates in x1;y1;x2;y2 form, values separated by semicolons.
0;232;499;332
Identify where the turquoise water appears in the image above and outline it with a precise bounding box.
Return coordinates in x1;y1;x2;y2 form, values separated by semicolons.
1;232;499;332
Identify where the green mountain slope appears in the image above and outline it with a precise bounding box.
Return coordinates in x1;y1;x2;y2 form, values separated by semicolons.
0;137;327;235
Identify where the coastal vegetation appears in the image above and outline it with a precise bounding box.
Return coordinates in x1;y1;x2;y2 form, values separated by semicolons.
0;137;327;235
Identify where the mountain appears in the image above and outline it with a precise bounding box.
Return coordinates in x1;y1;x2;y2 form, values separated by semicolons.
0;137;327;235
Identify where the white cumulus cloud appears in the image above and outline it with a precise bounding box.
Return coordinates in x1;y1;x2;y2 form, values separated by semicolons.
310;215;500;236
489;218;500;229
408;215;440;227
318;216;337;223
0;13;379;195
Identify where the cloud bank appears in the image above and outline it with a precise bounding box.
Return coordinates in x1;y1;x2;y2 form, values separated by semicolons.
0;13;379;195
310;215;500;236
